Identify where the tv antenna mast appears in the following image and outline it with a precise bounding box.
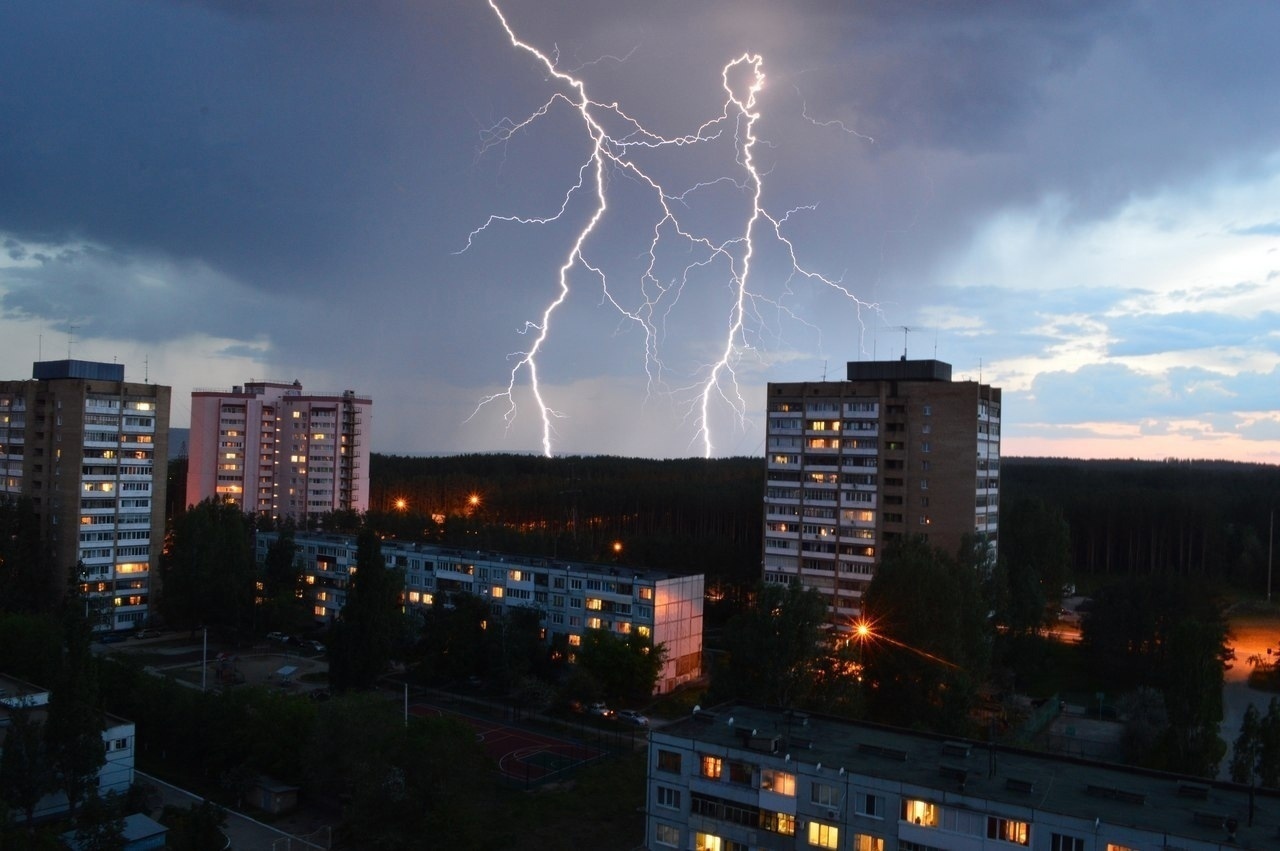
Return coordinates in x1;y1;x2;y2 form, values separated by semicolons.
897;326;911;359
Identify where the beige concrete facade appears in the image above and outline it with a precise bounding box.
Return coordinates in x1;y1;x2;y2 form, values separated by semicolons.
764;359;1000;623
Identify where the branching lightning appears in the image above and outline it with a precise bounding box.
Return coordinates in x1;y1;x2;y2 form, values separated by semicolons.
462;1;875;457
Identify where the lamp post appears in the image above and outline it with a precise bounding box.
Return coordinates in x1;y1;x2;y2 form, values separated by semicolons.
1268;507;1274;604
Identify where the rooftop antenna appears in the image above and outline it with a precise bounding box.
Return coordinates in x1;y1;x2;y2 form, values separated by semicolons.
821;360;828;381
67;323;76;359
898;326;911;360
144;354;150;383
933;330;938;359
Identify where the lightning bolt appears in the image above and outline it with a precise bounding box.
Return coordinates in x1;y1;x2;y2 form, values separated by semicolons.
463;1;876;458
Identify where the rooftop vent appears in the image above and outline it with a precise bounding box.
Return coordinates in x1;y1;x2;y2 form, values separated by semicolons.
1177;781;1209;799
859;743;908;762
941;741;972;759
1085;784;1145;806
1005;777;1034;794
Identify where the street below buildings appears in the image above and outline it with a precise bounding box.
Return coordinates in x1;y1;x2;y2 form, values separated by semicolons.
1220;609;1280;781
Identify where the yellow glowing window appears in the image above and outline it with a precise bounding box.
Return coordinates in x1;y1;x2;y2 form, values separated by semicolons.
853;836;884;851
694;835;722;851
508;570;524;582
587;617;602;630
639;587;653;600
117;564;148;574
586;597;603;611
408;591;420;603
225;453;237;459
80;516;92;525
618;622;631;633
568;634;581;647
700;755;722;779
637;625;651;638
807;823;839;849
312;433;325;440
492;586;504;598
292;411;301;418
902;799;938;827
313;606;325;616
423;593;434;605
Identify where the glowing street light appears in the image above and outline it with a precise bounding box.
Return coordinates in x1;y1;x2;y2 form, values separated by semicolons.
394;498;408;511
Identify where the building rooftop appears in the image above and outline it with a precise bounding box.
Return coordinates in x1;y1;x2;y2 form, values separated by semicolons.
283;531;692;584
658;704;1279;845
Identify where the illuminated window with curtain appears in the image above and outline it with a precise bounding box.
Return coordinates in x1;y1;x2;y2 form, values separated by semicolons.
807;822;838;849
853;836;884;851
700;755;722;779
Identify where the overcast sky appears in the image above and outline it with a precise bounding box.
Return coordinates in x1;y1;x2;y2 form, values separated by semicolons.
3;1;1278;461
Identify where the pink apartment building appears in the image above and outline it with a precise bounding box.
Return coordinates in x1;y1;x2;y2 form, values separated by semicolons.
187;380;371;522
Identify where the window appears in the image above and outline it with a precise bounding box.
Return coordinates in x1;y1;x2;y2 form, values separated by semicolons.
761;811;795;836
700;755;723;779
728;760;753;785
807;822;839;849
695;833;722;851
760;768;795;795
901;799;937;827
811;781;839;807
853;836;884;851
657;750;682;773
1051;835;1085;851
656;786;681;809
654;823;680;847
857;792;884;818
986;816;1029;845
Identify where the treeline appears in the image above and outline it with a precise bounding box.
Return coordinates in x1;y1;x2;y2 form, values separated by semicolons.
369;454;762;589
1002;458;1280;588
373;454;1279;592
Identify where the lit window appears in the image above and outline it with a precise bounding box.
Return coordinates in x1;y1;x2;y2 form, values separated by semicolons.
761;769;795;795
762;812;795;836
313;606;325;616
901;799;938;827
586;597;603;610
853;836;884;851
987;816;1029;846
637;625;651;638
639;587;653;600
694;833;722;851
807;822;838;849
568;634;580;647
700;755;722;779
491;586;504;598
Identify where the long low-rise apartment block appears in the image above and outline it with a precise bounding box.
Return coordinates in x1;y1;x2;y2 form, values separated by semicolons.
257;532;704;694
647;704;1275;850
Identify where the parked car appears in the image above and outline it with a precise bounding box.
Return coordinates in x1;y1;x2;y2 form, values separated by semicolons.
266;631;289;643
616;709;649;726
300;639;325;653
587;702;613;717
133;629;160;639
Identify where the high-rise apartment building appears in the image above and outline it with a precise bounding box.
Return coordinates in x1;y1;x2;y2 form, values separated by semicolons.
0;360;169;631
764;359;1000;623
187;380;371;522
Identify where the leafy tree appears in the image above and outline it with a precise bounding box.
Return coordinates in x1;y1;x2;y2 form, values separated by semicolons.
714;582;828;708
160;801;227;851
0;613;63;688
1117;686;1168;767
575;629;667;704
861;535;991;734
328;528;404;691
0;702;53;826
996;497;1071;634
73;792;125;851
1231;704;1263;784
46;573;106;818
1161;617;1227;776
162;500;256;636
0;496;57;614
